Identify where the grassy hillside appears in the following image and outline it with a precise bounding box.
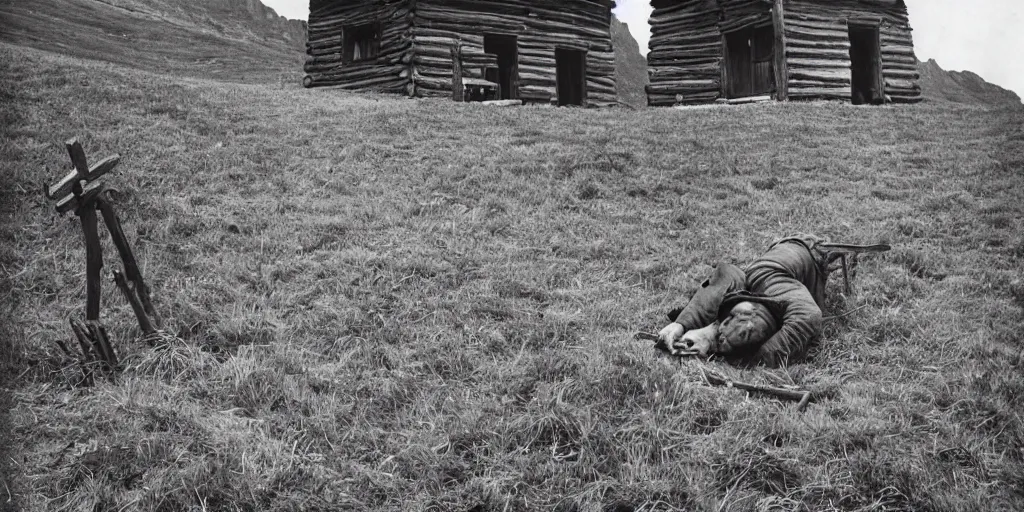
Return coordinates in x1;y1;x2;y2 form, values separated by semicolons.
0;0;304;83
3;41;1024;511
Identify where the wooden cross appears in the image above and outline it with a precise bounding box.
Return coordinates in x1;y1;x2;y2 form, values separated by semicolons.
45;139;121;214
44;139;163;379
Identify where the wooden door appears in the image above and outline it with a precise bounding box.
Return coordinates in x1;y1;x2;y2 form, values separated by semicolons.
849;24;883;104
556;49;587;106
724;25;776;99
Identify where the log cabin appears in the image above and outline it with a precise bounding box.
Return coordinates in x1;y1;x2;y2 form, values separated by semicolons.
646;0;922;106
303;0;619;107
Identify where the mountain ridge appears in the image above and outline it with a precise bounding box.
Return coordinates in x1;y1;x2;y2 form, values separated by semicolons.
611;17;649;107
917;58;1021;106
0;0;306;83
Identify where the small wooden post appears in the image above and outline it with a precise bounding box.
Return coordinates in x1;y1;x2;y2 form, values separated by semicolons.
451;41;464;102
872;25;884;104
841;254;852;295
87;321;118;371
96;192;162;328
69;319;96;386
79;205;103;321
720;35;730;100
772;0;789;101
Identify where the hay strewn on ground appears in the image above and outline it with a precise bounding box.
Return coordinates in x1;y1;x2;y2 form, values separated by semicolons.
2;42;1024;511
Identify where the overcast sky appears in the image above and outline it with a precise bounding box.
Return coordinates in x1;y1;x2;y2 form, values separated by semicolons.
264;0;1023;98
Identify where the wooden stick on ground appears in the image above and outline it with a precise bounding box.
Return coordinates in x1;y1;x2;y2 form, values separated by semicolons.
635;332;702;357
702;369;813;411
69;319;96;387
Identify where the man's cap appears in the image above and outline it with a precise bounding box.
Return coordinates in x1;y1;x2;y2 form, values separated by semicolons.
718;291;786;326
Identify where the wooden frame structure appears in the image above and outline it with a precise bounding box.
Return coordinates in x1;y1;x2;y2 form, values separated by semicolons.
45;139;163;383
303;0;619;107
646;0;922;106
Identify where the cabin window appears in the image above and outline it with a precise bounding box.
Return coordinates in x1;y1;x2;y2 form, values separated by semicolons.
344;23;380;63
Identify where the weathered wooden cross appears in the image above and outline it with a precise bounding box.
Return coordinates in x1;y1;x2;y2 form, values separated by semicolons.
45;138;163;378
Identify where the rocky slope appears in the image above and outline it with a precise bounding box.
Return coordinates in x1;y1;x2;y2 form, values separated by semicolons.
5;0;1019;108
196;0;307;50
611;16;649;108
917;58;1021;106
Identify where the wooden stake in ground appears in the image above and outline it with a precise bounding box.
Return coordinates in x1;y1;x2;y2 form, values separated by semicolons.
44;138;162;380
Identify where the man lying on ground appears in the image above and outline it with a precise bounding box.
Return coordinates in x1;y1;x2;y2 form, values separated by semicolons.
657;234;887;368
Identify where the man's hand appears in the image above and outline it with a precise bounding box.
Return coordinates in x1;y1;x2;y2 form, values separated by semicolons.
658;322;685;352
680;323;719;356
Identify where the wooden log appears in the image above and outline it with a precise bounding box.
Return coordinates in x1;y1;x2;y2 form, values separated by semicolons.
772;0;788;100
719;34;728;98
87;321;117;371
44;155;119;201
69;319;96;387
481;99;523;107
703;370;812;411
788;67;851;82
96;192;162;329
78;205;102;321
788;86;851;99
451;42;463;101
787;58;856;69
884;78;920;91
70;318;95;363
728;95;772;105
113;270;155;337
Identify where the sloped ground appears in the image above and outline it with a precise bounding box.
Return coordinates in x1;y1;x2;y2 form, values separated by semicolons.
3;42;1024;510
0;0;304;84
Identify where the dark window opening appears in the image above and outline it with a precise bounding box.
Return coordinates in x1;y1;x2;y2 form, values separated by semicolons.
344;23;380;63
723;25;775;99
849;25;883;105
484;34;518;100
556;48;587;106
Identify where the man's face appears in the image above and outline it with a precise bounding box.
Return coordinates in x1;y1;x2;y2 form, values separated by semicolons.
717;301;775;353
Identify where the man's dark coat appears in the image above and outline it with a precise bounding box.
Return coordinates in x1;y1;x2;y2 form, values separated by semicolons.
670;234;831;367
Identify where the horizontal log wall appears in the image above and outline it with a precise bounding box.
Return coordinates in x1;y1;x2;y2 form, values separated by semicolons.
785;0;921;103
305;0;616;106
412;0;617;106
305;0;412;92
646;0;724;106
647;0;922;105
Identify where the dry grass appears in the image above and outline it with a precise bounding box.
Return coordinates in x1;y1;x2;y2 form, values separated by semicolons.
3;42;1024;511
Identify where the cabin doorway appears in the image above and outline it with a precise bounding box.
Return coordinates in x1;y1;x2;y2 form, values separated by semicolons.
849;24;883;104
723;25;775;99
484;34;518;100
556;49;587;106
